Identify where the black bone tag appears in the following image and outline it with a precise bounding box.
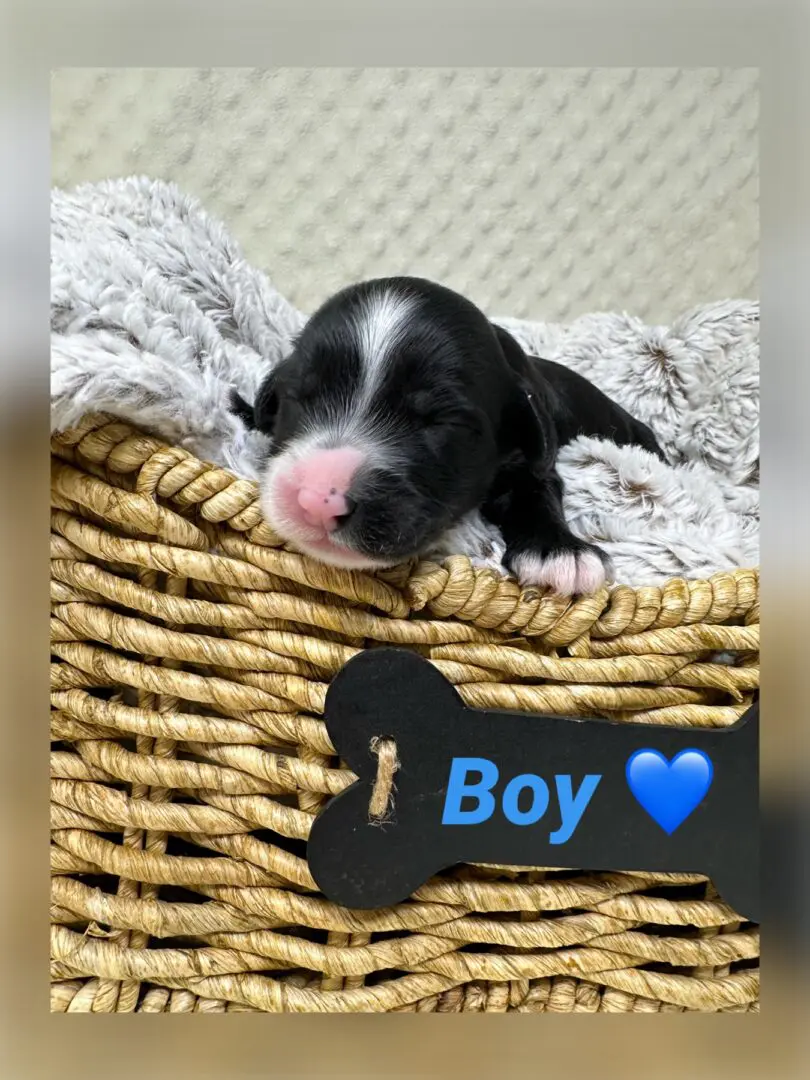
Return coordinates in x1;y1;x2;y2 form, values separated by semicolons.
308;648;759;922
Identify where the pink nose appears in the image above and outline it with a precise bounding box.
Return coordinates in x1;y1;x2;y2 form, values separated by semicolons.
286;447;364;533
297;486;351;531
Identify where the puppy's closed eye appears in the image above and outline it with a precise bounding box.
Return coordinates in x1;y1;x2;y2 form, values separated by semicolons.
408;390;473;429
408;390;443;421
294;369;325;401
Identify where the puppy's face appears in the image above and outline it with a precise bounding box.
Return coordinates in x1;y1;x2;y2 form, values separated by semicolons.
253;278;522;569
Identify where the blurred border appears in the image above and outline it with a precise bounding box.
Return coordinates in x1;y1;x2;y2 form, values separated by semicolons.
2;0;806;1076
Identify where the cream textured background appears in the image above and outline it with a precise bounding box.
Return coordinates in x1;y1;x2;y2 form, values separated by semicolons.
50;67;758;323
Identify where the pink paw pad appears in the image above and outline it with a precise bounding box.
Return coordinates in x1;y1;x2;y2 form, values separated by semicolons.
511;549;607;596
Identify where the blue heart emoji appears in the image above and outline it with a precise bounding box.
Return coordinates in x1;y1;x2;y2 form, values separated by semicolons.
626;749;714;834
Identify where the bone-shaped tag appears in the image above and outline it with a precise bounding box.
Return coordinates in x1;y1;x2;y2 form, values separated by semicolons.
308;648;759;922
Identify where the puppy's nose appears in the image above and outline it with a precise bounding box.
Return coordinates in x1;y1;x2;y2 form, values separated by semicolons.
297;486;355;531
288;447;365;533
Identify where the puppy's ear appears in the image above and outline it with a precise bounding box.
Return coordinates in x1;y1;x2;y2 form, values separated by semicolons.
229;369;280;436
229;388;258;429
252;369;280;435
491;324;556;468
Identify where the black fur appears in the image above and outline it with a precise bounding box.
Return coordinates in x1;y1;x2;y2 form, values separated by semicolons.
485;323;666;575
234;277;666;577
229;388;257;429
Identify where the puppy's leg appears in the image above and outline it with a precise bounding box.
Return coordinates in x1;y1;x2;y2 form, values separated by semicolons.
484;462;611;595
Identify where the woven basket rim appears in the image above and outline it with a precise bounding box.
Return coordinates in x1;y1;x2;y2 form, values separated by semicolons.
51;411;760;603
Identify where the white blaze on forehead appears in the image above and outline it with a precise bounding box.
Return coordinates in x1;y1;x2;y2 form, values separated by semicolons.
352;288;415;408
284;285;416;458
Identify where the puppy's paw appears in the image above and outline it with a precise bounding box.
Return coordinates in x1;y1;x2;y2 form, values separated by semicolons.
507;544;610;596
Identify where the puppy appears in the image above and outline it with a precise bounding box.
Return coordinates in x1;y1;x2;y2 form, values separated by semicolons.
231;276;665;594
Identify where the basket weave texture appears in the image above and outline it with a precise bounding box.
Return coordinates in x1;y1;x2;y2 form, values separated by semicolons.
50;415;760;1013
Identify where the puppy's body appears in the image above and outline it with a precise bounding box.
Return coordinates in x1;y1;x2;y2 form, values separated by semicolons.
484;326;666;590
233;277;665;594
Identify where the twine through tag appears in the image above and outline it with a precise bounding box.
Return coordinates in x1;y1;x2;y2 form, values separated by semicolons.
367;736;399;823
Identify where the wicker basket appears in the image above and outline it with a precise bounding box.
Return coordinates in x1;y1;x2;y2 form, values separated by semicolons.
50;414;760;1013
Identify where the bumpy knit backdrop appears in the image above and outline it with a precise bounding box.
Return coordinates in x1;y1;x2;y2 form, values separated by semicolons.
50;68;759;324
51;178;759;587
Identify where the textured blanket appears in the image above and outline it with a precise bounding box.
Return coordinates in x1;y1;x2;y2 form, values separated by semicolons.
51;177;759;587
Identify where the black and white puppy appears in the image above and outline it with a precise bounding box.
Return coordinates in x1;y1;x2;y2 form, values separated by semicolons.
231;276;665;594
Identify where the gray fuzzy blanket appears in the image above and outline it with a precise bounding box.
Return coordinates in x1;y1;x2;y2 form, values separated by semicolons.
51;177;759;586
